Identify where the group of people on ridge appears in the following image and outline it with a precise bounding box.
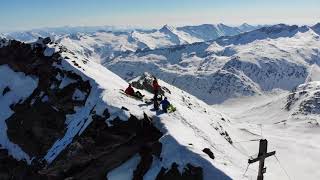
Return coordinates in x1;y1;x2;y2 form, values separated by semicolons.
124;77;171;113
152;78;170;113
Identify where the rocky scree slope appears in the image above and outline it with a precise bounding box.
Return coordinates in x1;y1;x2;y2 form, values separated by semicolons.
285;81;320;123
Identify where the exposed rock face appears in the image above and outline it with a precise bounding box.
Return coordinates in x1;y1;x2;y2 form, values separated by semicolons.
131;72;171;96
223;58;307;91
298;91;320;114
156;163;203;180
0;149;44;180
285;82;320;116
0;112;164;180
0;39;91;157
40;113;163;180
2;86;10;96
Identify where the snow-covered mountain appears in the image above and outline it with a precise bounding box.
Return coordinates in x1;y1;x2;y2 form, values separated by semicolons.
103;24;320;104
237;23;263;32
0;38;257;179
1;25;136;42
286;81;320;116
2;24;262;62
312;23;320;35
216;24;310;45
175;23;259;42
49;23;262;64
3;24;262;43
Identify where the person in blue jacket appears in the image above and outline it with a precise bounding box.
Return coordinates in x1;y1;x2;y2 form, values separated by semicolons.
160;97;170;113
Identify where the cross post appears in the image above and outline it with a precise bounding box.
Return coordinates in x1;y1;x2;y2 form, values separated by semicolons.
248;139;276;180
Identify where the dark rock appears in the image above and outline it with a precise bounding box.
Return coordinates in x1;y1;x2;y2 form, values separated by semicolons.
156;163;203;180
2;86;10;96
133;145;153;180
121;106;129;111
131;72;168;95
0;40;91;158
42;37;52;45
40;114;163;180
6;100;67;157
0;149;45;180
202;148;215;160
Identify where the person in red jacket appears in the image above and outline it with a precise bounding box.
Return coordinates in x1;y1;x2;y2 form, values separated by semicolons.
152;78;161;110
153;78;161;97
125;84;134;96
125;84;144;99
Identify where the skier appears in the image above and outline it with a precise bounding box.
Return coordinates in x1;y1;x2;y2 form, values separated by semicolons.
152;78;161;110
160;97;170;113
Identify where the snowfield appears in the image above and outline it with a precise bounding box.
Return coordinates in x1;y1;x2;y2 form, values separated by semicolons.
214;88;320;180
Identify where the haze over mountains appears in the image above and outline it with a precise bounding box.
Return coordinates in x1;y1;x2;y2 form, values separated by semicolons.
1;23;262;43
1;22;320;180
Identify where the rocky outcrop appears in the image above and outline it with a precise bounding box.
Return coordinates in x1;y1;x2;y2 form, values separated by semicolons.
2;86;10;96
0;149;44;180
156;163;203;180
202;148;215;160
285;82;320;116
131;72;170;96
39;113;162;180
0;39;91;157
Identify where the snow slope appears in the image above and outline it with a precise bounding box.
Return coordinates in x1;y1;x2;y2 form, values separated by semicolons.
214;86;320;180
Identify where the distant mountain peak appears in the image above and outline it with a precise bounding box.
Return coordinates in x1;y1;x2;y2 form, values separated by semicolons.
239;23;253;28
216;23;228;28
312;23;320;35
313;22;320;27
241;22;250;26
159;24;175;32
257;24;301;34
312;23;320;30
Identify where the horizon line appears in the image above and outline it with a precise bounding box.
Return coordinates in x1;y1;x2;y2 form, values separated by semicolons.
2;22;320;33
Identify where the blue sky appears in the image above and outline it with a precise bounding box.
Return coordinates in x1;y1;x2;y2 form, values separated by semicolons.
0;0;319;32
